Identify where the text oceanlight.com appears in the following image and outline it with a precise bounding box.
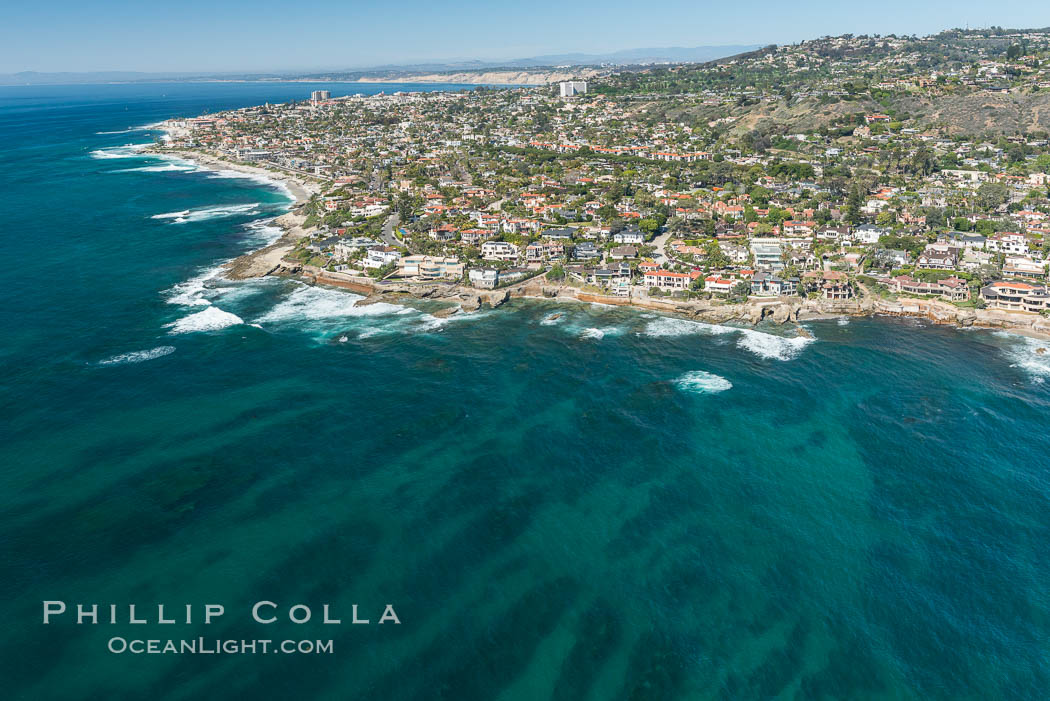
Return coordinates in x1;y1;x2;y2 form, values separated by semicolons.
107;637;334;655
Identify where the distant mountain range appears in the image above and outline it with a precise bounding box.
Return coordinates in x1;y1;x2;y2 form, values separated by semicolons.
1;45;761;85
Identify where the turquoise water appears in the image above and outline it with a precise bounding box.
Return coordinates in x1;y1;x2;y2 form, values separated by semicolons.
2;83;1050;700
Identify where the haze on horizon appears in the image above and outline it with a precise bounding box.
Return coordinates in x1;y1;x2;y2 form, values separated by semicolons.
2;0;1049;74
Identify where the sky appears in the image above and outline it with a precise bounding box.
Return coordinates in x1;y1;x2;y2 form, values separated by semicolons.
2;0;1050;74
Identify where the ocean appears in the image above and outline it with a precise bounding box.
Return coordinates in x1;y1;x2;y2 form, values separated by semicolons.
2;82;1050;700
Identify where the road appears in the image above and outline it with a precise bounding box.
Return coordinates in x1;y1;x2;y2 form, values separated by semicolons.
380;213;401;247
651;228;674;263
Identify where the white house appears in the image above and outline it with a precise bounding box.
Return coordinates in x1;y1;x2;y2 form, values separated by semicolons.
481;241;519;262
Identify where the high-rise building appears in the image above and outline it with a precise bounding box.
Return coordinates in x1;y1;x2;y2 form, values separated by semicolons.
559;81;588;98
310;90;331;102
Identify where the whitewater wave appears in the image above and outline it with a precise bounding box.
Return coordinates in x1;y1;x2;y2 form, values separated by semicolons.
151;203;263;224
95;127;146;135
837;317;851;326
639;316;814;360
167;306;244;334
578;326;624;340
640;317;736;338
996;332;1050;383
98;346;175;366
241;219;285;246
256;285;409;325
736;328;814;361
164;265;228;307
113;162;197;173
90;143;149;159
205;169;295;200
674;370;732;394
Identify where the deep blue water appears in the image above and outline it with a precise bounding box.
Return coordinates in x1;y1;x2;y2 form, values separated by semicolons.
2;82;1050;700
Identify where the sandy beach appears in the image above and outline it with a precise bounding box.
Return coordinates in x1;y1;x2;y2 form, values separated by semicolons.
152;147;320;206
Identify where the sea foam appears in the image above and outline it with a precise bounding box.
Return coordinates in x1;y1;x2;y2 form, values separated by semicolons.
205;169;295;201
151;203;263;224
167;306;244;334
113;162;197;173
90;143;149;159
640;317;736;338
164;265;228;307
255;285;408;325
674;370;733;394
578;326;624;340
98;346;175;366
996;332;1050;383
736;328;814;361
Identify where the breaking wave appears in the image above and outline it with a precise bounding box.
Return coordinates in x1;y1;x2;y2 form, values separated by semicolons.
167;306;244;334
164;265;228;307
98;346;175;366
256;285;409;325
674;370;732;394
639;316;814;360
95;127;146;135
736;328;814;361
578;326;624;340
89;143;149;159
151;203;263;224
241;219;285;246
205;169;295;200
995;332;1050;383
112;162;197;173
640;317;736;337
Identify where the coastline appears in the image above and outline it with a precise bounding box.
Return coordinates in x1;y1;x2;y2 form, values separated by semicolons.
146;140;1050;343
146;132;323;279
149;146;320;206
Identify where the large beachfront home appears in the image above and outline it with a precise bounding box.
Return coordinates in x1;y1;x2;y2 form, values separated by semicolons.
468;268;500;289
889;275;970;301
1002;256;1046;280
980;281;1050;312
802;270;852;299
363;246;401;269
703;275;738;294
525;242;565;263
399;255;464;280
751;241;784;271
751;272;798;296
916;248;959;270
644;270;694;291
481;241;519;262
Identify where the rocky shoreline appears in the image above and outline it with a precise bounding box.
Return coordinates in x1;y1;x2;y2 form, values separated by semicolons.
149;144;1050;342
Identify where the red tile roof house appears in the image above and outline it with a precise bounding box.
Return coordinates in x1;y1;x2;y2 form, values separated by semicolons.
644;270;692;290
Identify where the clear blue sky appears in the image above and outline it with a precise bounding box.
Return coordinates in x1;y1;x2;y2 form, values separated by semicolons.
3;0;1049;73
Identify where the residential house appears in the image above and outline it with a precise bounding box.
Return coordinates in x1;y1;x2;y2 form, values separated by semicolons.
980;281;1050;311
